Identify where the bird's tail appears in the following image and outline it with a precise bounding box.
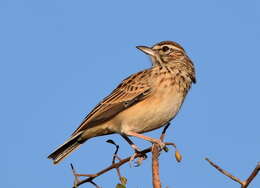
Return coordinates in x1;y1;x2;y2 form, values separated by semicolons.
48;131;84;164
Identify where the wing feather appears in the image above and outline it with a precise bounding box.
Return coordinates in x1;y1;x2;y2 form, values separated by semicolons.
72;69;152;136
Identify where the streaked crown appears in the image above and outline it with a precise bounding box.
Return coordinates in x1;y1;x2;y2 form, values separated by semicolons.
152;41;185;52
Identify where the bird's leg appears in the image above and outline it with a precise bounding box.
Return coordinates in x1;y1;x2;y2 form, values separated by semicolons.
120;134;147;166
121;134;141;152
125;131;166;151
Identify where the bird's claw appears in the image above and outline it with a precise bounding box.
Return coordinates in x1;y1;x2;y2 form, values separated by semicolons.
152;140;168;152
129;151;147;167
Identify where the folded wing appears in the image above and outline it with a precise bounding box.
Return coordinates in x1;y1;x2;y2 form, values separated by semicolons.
72;69;153;136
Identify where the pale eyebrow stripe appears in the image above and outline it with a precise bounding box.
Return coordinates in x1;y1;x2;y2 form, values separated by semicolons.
153;45;184;51
170;45;183;51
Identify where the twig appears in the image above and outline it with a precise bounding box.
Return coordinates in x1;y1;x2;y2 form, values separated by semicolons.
106;139;120;164
89;181;100;188
152;144;162;188
72;141;179;188
71;164;80;188
243;162;260;187
71;164;100;188
72;147;152;188
72;123;179;188
151;123;170;188
205;158;260;188
106;139;123;183
205;158;243;184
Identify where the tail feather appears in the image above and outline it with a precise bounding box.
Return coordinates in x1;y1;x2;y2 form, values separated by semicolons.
48;131;84;164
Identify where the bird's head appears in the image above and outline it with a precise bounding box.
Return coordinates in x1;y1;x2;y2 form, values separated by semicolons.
136;41;187;67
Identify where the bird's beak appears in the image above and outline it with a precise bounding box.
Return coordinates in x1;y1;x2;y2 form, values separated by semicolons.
136;46;155;57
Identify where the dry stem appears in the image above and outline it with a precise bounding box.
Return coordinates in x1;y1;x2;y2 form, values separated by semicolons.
205;158;260;188
151;123;171;188
152;144;162;188
71;123;179;188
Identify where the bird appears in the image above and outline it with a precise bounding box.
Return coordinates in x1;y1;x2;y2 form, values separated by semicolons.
48;41;196;164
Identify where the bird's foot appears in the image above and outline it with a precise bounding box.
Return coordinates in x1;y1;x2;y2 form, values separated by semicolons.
129;150;147;167
152;139;168;152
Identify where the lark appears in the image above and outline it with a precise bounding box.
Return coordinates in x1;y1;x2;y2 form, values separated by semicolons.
48;41;196;164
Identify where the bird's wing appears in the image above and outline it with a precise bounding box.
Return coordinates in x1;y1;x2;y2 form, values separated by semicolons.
72;69;153;136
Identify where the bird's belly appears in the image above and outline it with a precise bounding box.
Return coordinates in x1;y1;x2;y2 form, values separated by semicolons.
111;90;184;134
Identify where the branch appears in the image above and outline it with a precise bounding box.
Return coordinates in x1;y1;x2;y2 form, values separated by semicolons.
152;123;171;188
72;147;151;187
243;162;260;187
205;158;260;188
106;139;123;183
152;144;162;188
71;123;180;188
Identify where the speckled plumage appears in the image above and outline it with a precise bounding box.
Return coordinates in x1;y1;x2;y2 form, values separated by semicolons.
48;41;196;164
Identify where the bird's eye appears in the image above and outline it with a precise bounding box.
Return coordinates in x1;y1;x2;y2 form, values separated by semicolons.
162;46;170;52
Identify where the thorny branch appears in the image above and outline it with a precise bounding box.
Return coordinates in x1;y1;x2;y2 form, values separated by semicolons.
205;158;260;188
71;123;181;188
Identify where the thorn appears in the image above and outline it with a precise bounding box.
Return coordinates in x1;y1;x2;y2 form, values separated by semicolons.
106;139;117;146
70;163;74;170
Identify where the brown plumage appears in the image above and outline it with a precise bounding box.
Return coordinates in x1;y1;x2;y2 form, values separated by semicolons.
48;41;196;164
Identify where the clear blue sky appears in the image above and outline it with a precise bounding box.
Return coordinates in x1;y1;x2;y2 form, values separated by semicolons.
2;0;260;187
